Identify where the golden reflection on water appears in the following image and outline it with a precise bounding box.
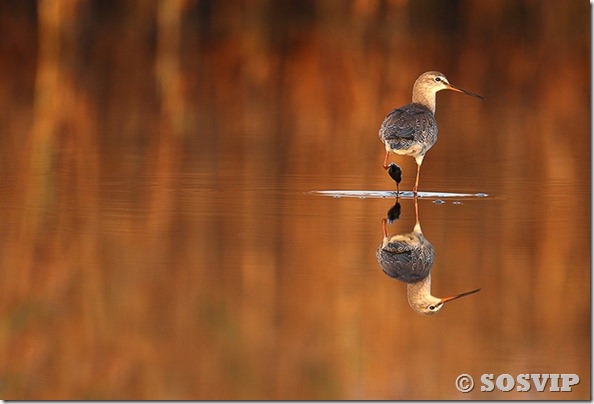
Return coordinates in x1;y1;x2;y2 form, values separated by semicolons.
0;0;589;400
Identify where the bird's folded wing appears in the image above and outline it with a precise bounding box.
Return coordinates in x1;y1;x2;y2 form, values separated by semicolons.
382;125;414;139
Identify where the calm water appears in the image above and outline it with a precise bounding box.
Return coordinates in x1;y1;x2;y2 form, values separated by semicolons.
0;1;589;400
3;147;588;399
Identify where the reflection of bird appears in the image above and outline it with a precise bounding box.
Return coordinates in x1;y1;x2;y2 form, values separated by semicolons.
386;200;401;222
376;198;480;315
379;71;484;193
377;216;434;283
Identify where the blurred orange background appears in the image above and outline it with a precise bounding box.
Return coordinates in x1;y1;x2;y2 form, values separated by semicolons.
0;0;589;399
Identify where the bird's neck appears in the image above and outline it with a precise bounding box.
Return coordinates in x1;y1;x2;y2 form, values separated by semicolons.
412;90;436;114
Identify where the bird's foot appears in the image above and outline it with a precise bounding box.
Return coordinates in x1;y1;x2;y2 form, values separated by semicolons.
387;163;402;191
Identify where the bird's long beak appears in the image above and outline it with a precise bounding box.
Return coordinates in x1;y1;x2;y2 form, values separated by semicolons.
445;83;485;100
440;288;481;304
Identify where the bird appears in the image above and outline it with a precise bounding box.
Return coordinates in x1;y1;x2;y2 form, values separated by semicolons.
376;197;480;315
379;71;484;194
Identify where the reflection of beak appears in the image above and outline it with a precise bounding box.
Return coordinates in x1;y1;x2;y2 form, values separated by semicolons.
445;83;485;100
440;288;481;304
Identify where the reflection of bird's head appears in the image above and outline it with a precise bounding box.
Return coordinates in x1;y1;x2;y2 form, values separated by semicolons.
407;283;481;316
408;294;445;316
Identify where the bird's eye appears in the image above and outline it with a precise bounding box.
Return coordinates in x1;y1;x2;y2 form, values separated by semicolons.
434;77;442;82
429;305;436;310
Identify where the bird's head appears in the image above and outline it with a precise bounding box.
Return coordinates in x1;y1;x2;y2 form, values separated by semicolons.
415;71;485;100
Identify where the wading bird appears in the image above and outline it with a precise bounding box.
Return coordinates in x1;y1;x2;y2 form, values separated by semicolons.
379;71;484;193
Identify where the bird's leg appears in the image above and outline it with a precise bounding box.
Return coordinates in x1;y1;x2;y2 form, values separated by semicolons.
381;217;388;238
412;156;425;195
413;165;421;194
413;193;419;225
382;150;390;170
